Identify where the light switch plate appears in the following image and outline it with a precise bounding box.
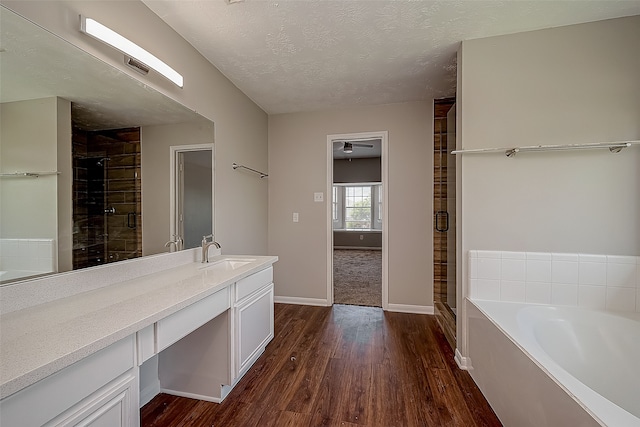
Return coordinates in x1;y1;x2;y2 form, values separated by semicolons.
314;192;324;202
293;212;299;222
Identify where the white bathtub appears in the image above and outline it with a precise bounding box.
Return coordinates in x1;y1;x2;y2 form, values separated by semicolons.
467;299;640;427
0;270;46;283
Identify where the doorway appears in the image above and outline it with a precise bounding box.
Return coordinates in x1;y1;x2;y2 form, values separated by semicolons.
169;144;214;251
327;131;389;309
433;98;457;348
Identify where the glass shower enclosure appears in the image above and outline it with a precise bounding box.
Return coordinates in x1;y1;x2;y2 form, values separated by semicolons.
72;127;142;270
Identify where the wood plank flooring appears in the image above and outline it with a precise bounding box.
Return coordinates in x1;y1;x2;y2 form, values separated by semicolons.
141;304;501;427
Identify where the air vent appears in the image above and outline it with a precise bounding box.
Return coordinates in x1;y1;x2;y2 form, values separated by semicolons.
125;56;149;75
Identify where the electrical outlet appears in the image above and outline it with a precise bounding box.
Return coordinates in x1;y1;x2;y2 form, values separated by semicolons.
314;192;324;202
360;235;364;240
293;212;299;223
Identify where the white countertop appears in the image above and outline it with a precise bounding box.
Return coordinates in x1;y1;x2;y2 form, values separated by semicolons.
0;255;277;399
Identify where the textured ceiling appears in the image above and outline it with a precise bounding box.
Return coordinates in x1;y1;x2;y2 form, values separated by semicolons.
143;0;640;114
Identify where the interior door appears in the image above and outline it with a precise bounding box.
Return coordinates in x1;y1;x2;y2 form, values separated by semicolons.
173;147;213;250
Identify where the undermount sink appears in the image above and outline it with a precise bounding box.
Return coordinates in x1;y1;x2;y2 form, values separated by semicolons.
199;258;256;271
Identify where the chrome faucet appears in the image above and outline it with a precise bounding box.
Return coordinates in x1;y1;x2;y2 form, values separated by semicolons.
201;234;221;263
164;234;183;251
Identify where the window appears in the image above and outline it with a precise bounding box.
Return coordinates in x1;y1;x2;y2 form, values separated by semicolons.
377;185;383;222
345;186;372;229
333;183;382;230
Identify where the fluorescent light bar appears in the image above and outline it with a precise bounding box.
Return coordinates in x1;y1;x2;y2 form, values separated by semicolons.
80;16;183;88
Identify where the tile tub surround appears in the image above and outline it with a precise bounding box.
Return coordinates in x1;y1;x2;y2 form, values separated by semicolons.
468;250;640;312
0;252;277;399
0;238;56;277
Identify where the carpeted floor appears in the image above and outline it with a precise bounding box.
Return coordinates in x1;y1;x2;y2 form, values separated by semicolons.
333;249;382;307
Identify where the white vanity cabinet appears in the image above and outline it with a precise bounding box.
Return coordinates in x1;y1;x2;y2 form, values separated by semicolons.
0;256;277;426
0;336;138;427
233;266;274;380
155;266;275;402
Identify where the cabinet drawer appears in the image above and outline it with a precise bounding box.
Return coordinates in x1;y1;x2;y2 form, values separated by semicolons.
235;267;273;302
156;287;230;352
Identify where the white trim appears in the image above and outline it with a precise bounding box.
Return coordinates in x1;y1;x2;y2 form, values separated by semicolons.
139;380;160;407
381;133;389;310
160;388;221;404
333;229;382;233
333;246;382;251
454;348;472;370
327;131;389;310
169;144;214;251
385;303;434;315
274;296;330;306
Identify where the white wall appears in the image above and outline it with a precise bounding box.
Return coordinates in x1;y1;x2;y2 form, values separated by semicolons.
458;16;640;356
4;0;269;256
269;101;433;308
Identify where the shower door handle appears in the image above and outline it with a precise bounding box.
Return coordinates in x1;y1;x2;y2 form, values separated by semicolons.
435;211;449;233
127;212;136;228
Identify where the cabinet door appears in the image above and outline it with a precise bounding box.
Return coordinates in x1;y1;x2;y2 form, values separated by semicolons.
235;284;274;379
46;371;138;427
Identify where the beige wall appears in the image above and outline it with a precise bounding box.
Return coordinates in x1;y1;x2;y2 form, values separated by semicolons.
0;97;72;270
1;98;58;239
4;1;269;256
141;121;213;255
269;101;433;307
56;97;73;272
458;16;640;354
333;157;381;183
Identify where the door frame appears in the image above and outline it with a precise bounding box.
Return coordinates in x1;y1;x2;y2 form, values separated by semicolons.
169;143;214;250
326;131;389;309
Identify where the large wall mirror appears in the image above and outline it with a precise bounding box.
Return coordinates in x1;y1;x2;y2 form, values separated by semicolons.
0;5;214;285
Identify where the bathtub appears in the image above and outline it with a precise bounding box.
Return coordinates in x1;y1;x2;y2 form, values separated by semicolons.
0;270;52;284
467;299;640;427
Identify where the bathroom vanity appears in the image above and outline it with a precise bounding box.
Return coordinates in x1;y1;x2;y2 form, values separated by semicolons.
0;252;277;426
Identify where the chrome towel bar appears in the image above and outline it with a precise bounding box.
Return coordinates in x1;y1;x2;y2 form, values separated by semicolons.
451;140;640;157
232;163;268;178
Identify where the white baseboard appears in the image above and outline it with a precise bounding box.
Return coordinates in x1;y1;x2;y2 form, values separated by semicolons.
274;298;433;314
160;388;222;404
139;380;160;408
274;296;331;306
385;303;434;314
333;246;382;251
455;348;472;370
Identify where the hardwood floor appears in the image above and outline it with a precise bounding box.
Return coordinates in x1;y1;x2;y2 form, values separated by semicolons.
141;304;501;427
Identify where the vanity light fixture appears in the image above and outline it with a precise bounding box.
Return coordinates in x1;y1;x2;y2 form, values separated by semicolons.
79;16;184;88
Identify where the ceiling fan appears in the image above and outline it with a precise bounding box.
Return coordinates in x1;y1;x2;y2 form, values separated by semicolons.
333;140;374;153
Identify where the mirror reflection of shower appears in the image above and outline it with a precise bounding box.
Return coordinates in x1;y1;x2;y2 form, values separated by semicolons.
72;126;142;270
96;157;110;166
